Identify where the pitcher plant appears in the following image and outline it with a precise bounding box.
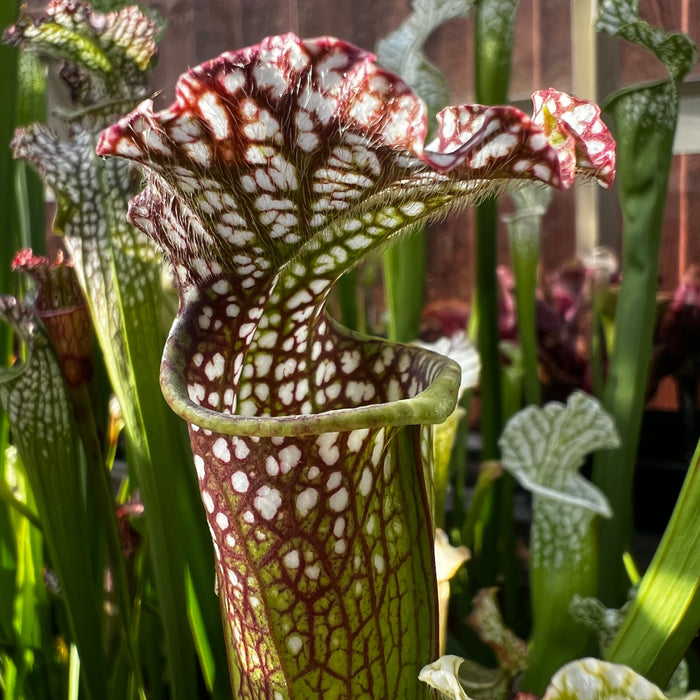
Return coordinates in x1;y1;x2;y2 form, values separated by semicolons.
95;32;615;698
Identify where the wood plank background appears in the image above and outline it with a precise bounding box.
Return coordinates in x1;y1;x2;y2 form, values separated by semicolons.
139;0;699;306
21;0;699;308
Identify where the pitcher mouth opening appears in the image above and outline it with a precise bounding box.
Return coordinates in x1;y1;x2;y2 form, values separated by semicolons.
160;309;461;438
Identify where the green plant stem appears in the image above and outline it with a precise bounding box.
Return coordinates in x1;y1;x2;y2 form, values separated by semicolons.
336;268;360;332
592;81;677;605
383;228;426;342
474;198;502;460
606;436;700;688
460;460;502;552
506;209;542;406
589;311;606;399
472;0;518;598
522;501;597;694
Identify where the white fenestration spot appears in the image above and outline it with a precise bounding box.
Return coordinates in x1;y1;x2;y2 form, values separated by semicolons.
278;382;295;405
317;432;340;466
296;488;318;517
115;138;143;158
297;130;319;152
212;438;231;463
231;471;250;493
359;467;373;497
340;350;361;374
221;67;244;94
215;511;229;530
329;487;349;512
307;466;320;480
278;444;302;473
199;92;230;140
472;132;518;168
528;132;549;151
287;635;303;655
265;455;280;476
373;553;385;573
187;382;206;404
349;92;380;125
202;490;215;513
182;140;212;167
346;233;372;250
212;279;230;295
269;155;298;190
533;163;552;182
254;383;270;401
253;63;288;98
371;429;385;466
400;201;425;217
286;289;313;310
205;353;226;381
283;550;300;569
253;486;282;520
233;438;250;460
305;564;320;580
254;353;273;377
327;472;342;491
333;517;346;538
347;428;369;452
194;454;205;480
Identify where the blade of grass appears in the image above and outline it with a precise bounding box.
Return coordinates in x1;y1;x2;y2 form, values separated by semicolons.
505;185;552;406
384;229;427;342
593;78;679;605
0;0;20;374
1;449;51;699
472;0;519;614
606;434;700;688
